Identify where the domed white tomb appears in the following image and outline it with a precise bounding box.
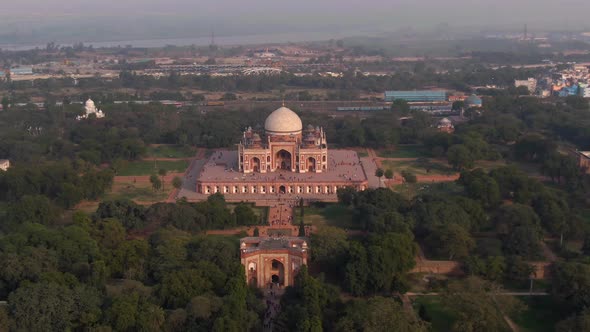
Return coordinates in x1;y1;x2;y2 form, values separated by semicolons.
264;107;302;135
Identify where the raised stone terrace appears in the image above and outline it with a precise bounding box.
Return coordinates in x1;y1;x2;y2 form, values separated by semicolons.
197;149;367;185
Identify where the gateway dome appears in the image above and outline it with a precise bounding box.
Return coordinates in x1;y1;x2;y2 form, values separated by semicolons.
264;107;303;135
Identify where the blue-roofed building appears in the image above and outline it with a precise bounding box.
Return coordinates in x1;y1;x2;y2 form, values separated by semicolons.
384;90;447;102
464;95;483;108
10;67;33;75
558;85;579;97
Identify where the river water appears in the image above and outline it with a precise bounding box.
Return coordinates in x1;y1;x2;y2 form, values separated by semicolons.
0;30;364;51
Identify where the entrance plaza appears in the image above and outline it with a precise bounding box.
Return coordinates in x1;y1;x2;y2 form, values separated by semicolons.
195;149;368;199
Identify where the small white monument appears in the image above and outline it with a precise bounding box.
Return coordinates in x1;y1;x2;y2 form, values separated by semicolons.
77;99;105;120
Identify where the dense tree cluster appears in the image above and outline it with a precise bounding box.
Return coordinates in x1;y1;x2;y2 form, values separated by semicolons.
0;161;113;215
95;195;263;231
0;210;263;331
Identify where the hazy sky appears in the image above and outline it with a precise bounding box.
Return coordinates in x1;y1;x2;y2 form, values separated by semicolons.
5;0;589;24
1;0;589;45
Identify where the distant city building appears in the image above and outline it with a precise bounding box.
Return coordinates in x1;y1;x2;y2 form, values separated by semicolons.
409;103;453;114
77;99;105;120
384;90;447;102
10;67;33;75
437;117;454;133
255;48;277;58
514;78;537;93
448;95;467;102
558;85;579;97
579;83;590;98
464;95;483;108
240;237;308;288
0;159;10;171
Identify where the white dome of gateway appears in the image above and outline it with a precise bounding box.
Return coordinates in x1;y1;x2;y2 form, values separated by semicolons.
264;106;303;135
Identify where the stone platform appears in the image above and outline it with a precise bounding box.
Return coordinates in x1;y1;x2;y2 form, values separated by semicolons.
191;149;368;199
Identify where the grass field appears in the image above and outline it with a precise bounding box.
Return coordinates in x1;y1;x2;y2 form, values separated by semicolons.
512;296;566;332
297;204;356;229
393;182;464;199
382;159;455;176
106;179;168;202
146;145;195;158
412;296;455;332
118;160;190;176
472;160;508;171
377;145;427;158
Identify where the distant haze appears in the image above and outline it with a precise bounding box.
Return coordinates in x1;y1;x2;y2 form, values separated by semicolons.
1;0;589;46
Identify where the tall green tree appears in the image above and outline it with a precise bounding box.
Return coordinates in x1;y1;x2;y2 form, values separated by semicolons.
150;174;162;191
447;144;474;170
335;296;429;332
552;262;590;311
426;223;475;260
443;277;524;332
344;242;369;296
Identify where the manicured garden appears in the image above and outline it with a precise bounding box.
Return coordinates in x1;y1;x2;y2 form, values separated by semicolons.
117;160;190;176
146;145;195;158
298;203;356;229
382;159;455;177
512;296;566;332
377;145;428;158
393;182;464;199
412;296;455;332
105;179;168;202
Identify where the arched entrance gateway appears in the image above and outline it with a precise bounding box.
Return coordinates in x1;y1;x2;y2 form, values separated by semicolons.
250;157;260;172
279;185;286;194
270;259;285;286
307;157;316;172
275;150;292;170
240;238;309;289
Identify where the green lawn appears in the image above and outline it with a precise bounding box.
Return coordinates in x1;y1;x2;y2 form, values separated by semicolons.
381;159;455;176
297;204;356;229
393;182;464;199
473;160;508;171
146;145;195;158
512;296;566;332
377;145;428;158
118;160;190;176
412;296;455;332
105;181;168;202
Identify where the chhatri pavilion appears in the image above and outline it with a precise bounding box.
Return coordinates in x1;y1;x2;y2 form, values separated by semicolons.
196;106;368;197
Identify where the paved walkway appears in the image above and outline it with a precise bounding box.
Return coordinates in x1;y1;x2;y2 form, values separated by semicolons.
263;287;284;331
360;156;383;189
268;202;295;227
540;240;558;262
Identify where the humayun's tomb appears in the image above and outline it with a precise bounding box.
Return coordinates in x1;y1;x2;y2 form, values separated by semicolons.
195;106;368;198
187;106;371;289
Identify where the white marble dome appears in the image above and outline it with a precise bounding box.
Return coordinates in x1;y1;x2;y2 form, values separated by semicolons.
264;107;303;135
